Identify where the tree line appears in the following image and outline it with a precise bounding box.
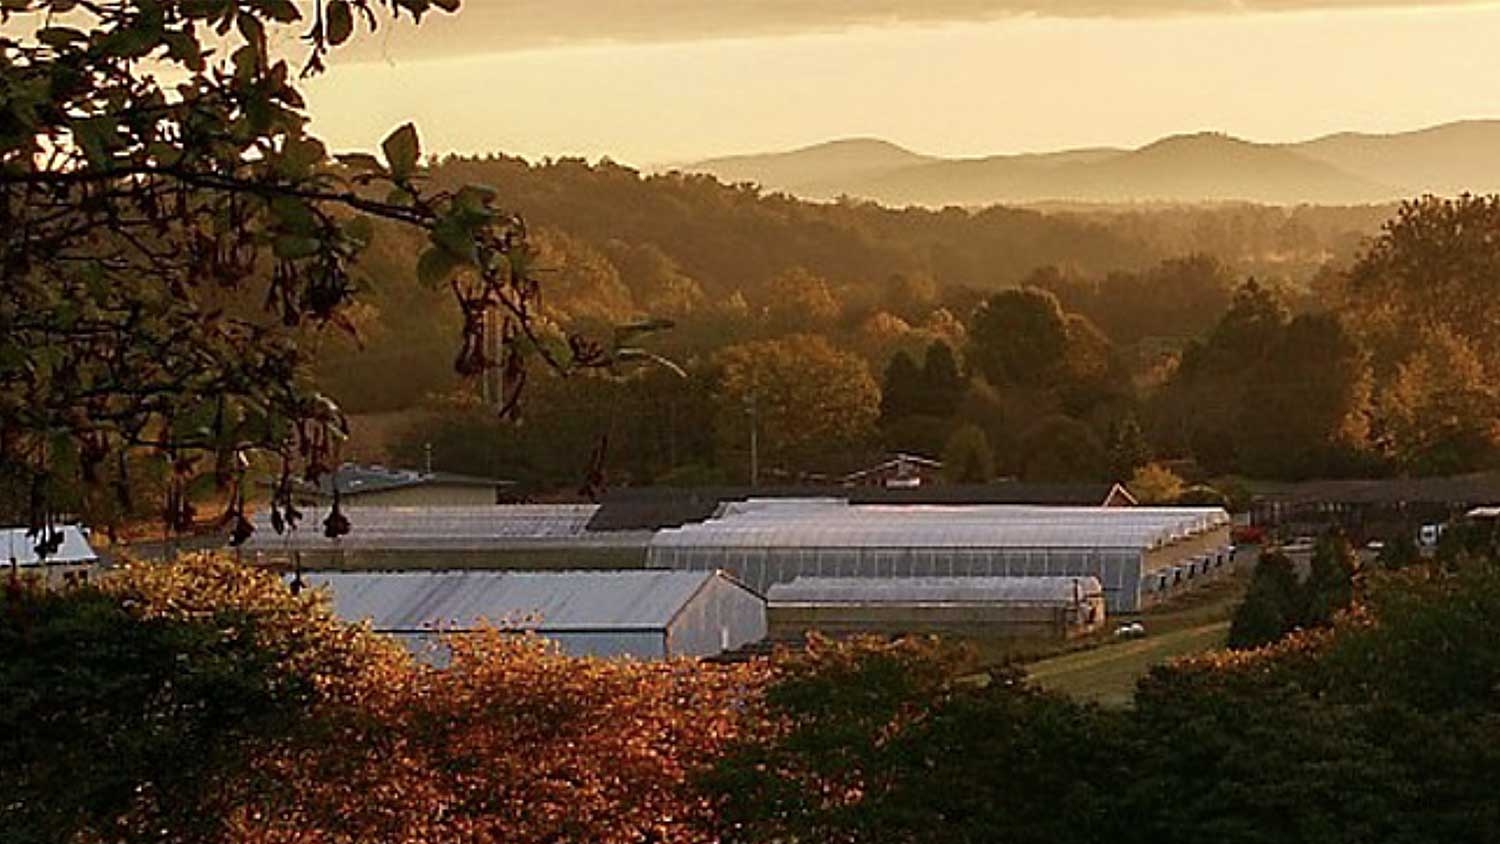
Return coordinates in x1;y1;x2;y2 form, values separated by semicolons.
349;190;1500;495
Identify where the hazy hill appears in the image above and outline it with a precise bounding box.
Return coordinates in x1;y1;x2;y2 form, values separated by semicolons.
691;138;933;196
686;121;1500;206
1292;120;1500;197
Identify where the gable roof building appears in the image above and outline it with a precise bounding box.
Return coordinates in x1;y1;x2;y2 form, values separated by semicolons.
647;499;1229;612
300;569;767;660
288;463;514;508
586;482;1137;533
2;524;100;585
241;504;652;570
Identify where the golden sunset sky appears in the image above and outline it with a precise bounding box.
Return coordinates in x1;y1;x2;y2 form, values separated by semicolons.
298;1;1500;166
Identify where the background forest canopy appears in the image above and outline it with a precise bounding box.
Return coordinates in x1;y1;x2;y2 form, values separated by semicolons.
322;152;1500;491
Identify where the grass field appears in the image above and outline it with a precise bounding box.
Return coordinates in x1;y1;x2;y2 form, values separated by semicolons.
1025;620;1230;706
1022;572;1248;706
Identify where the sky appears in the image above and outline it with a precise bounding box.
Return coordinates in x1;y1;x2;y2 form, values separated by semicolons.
297;1;1500;167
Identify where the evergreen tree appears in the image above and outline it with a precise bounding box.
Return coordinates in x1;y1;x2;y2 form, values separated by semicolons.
919;341;965;417
942;425;995;484
1377;532;1421;571
1228;549;1301;650
1303;533;1358;626
1107;416;1152;482
880;351;925;424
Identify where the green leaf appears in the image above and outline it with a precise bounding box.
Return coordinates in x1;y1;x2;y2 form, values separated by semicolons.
274;235;321;259
270;196;318;235
430;215;477;264
162;30;204;70
335;152;385;175
72;119;113;169
236;11;266;51
417;247;460;288
36;27;86;48
343;215;375;247
325;0;354;46
454;183;497;211
275;136;327;179
381;122;420;181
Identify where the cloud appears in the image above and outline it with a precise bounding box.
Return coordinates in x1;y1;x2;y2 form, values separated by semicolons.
330;0;1494;62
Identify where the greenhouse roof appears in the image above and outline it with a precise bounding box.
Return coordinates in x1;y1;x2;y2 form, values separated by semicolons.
298;569;732;633
242;505;651;551
767;576;1103;605
1;525;98;566
650;500;1229;551
588;483;1138;531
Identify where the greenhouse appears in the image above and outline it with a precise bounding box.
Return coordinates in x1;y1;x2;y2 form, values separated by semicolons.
298;569;767;661
241;505;652;571
766;575;1107;640
646;499;1233;612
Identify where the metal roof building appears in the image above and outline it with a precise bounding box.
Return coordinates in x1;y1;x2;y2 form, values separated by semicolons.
587;482;1138;532
242;505;652;570
767;575;1107;640
300;569;767;661
647;500;1233;612
2;525;100;586
2;525;98;566
293;462;514;507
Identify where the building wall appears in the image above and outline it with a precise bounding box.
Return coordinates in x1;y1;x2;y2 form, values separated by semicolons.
390;629;668;666
768;601;1104;641
653;546;1149;612
373;575;766;663
1137;540;1237;609
249;546;649;572
664;575;768;658
13;563;97;588
1142;524;1232;576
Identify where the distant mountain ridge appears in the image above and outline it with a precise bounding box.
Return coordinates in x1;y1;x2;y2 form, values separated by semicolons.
685;120;1500;206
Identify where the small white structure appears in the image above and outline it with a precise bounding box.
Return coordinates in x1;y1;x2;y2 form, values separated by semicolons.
2;524;99;586
300;569;767;661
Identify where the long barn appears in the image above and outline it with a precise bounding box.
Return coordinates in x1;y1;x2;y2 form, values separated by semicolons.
299;569;767;661
646;499;1232;612
766;575;1107;640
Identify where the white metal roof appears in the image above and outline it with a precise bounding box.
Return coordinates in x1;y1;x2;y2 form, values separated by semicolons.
767;576;1103;605
651;500;1230;552
243;505;651;551
299;569;732;632
1;525;98;566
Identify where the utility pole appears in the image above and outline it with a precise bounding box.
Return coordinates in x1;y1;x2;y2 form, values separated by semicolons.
480;308;496;408
748;391;759;488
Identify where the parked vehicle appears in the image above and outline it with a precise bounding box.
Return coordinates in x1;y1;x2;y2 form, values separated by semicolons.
1419;523;1445;547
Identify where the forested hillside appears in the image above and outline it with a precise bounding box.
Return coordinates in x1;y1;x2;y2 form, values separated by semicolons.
312;154;1493;494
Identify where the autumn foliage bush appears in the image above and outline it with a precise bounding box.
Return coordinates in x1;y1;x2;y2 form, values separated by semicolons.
8;553;1500;843
1;555;763;844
